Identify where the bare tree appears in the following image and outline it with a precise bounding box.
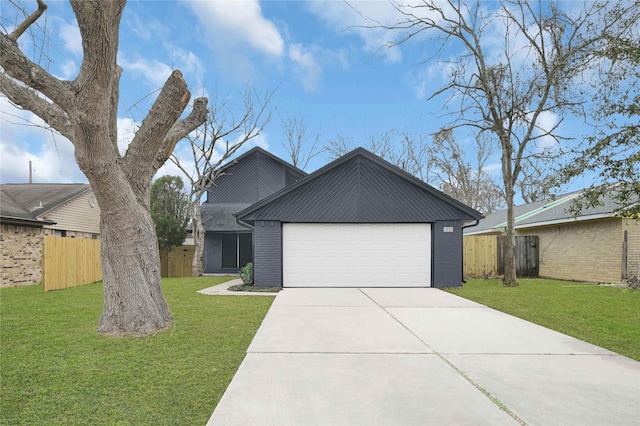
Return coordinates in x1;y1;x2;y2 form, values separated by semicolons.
325;130;430;180
0;1;208;335
517;157;556;203
376;0;638;286
429;129;503;215
170;89;273;276
281;114;321;171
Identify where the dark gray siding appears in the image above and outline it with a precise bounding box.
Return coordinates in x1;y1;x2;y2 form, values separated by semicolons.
432;221;463;288
202;149;305;277
242;157;473;223
204;233;222;273
206;151;299;204
207;153;259;203
253;220;282;287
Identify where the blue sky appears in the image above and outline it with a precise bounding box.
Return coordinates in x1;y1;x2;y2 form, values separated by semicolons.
0;0;616;201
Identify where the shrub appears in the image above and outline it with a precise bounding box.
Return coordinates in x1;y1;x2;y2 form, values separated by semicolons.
239;262;253;285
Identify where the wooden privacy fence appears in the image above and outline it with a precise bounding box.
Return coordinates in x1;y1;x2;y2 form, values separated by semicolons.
42;235;102;291
497;235;539;278
160;246;195;278
463;235;499;278
42;237;195;291
464;235;539;278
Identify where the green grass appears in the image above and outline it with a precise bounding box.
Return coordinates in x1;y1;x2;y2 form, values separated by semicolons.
446;278;640;361
0;277;274;425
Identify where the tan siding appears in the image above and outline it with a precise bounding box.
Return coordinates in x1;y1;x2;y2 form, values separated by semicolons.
517;218;623;283
622;218;640;279
42;191;101;235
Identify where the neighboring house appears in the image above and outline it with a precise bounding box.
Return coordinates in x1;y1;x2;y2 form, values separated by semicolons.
234;148;483;288
464;191;640;284
0;183;101;287
201;147;307;274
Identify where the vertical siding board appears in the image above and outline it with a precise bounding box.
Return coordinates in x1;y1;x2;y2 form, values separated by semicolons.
207;154;258;203
257;151;287;199
432;221;463;288
253;220;282;287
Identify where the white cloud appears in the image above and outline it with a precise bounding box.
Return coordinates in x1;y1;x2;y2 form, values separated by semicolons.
126;13;168;42
531;110;560;149
118;54;173;88
289;43;323;92
164;46;206;88
58;21;82;55
58;60;78;80
188;0;284;57
0;99;84;183
307;0;405;64
116;118;139;156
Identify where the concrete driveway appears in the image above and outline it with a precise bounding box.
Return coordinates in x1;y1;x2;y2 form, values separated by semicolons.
207;288;640;426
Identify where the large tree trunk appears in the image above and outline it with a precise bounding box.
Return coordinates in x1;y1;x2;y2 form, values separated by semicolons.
1;1;208;336
75;142;172;334
191;201;205;277
98;188;170;334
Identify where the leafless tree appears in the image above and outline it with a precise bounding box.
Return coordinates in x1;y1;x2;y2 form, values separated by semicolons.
429;129;503;215
280;114;321;171
375;0;638;286
170;88;273;276
0;1;208;335
325;130;430;180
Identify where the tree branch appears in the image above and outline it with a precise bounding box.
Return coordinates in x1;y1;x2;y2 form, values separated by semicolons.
0;73;74;140
0;34;73;112
153;96;209;174
8;0;47;41
123;70;207;185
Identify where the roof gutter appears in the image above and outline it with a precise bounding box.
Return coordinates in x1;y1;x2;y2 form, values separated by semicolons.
234;215;254;231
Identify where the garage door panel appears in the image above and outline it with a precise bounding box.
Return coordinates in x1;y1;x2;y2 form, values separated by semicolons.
283;223;431;288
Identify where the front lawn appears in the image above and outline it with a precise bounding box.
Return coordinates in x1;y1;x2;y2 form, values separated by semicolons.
0;277;274;425
447;278;640;361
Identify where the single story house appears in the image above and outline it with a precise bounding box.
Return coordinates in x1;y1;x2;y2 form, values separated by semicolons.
224;147;483;288
201;147;307;274
464;191;640;283
0;183;101;287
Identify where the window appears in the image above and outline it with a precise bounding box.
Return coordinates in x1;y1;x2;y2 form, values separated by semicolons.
222;233;253;269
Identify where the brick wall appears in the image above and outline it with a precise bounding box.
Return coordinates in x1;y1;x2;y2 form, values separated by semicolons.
622;218;640;280
517;218;624;284
0;224;52;287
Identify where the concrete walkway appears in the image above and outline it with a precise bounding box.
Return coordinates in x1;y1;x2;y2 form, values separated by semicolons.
197;279;279;296
207;288;640;426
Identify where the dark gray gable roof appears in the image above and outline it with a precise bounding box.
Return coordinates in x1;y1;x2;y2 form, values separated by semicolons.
237;148;483;223
0;183;90;224
217;146;306;179
201;203;253;232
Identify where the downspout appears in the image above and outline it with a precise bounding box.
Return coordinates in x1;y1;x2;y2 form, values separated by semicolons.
461;219;481;284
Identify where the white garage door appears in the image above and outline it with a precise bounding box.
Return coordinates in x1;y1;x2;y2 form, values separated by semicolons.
283;223;431;287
